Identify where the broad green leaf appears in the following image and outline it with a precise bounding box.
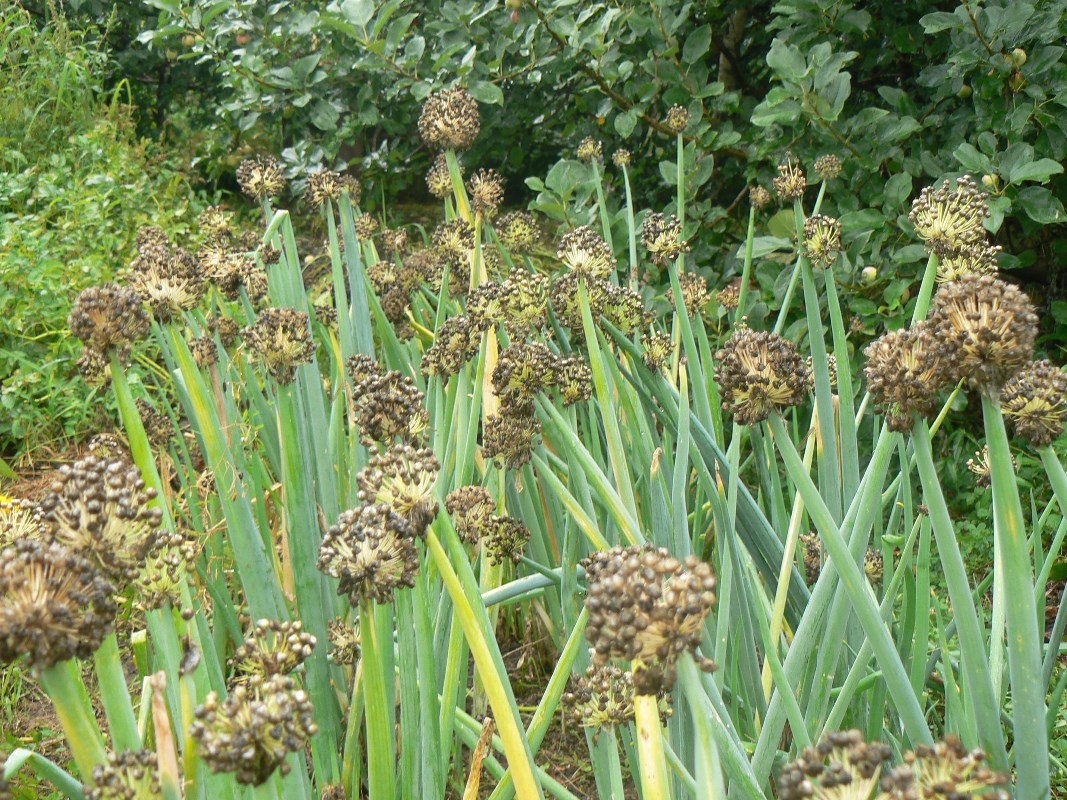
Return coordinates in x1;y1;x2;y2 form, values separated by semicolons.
341;0;375;28
468;80;504;105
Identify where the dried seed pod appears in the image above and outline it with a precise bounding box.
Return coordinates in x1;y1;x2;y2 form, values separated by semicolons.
127;241;204;322
445;486;496;545
612;149;632;168
493;342;559;413
909;175;989;257
777;730;892;800
936;240;1001;283
576;136;602;163
69;284;150;362
803;214;842;269
304;169;343;207
667;271;708;311
356;444;440;535
643;332;673;371
750;185;772;209
468;168;505;219
236;155;285;201
642;213;690;267
242;308;316;385
496;211;539;253
483;412;541;470
418;87;481;151
134;528;198;610
1001;359;1067;447
715;328;812;425
864;321;958;432
662;104;689;134
482;515;530;566
813;154;843;181
562;664;671;732
773;155;806;201
317;504;420;604
327;617;360;665
881;734;1010;799
346;356;429;445
421;315;480;377
87;749;163;800
558;226;617;279
230;619;317;685
426;153;455;198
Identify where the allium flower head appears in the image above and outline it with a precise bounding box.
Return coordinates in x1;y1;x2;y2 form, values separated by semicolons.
433;219;476;268
663;104;690;134
576;136;602;163
803;214;842;269
864;321;958;432
909;176;990;257
642;332;673;371
601;283;648;333
773;155;807;201
564;664;672;734
354;213;379;241
426;153;455;198
668;271;709;311
135;398;172;448
966;446;997;488
932;274;1038;391
864;548;883;583
418;87;481;151
304;169;343;207
134;529;197;610
583;544;717;693
422;315;480;377
466;282;506;331
128;242;204;322
380;227;409;255
716;282;741;311
483;412;541;470
36;456;164;583
236;155;285;201
318;504;420;604
483;515;530;566
558;226;617;279
242;308;316;384
357;445;440;534
445;486;496;545
936;241;1001;284
814;154;843;181
642;213;690;267
346;356;429;445
0;498;43;549
197;206;233;241
468;168;505;218
69;284;150;361
191;674;316;786
88;749;162;800
1001;359;1067;446
493;342;559;413
881;735;1010;799
496;211;539;253
750;185;772;209
340;174;362;199
801;532;822;584
556;356;593;406
715;328;812;425
776;730;893;800
612;149;632;168
327;617;360;665
0;539;116;668
500;271;549;336
230;619;316;684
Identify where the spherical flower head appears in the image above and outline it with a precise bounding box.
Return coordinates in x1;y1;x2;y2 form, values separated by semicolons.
426;153;455;198
806;353;839;390
890;735;1010;799
800;532;822;584
0;539;116;668
500;271;549;336
445;486;496;545
864;548;883;583
496;210;539;253
354;213;379;241
583;544;717;693
936;240;1001;284
612;148;631;168
468;168;505;218
493;342;559;413
347;358;429;446
668;270;709;312
340;174;362;200
803;214;842;269
36;456;165;583
69;284;150;361
128;243;204;322
198;206;233;241
418;87;481;151
304;169;343;207
422;315;480;377
663;104;689;134
466;282;506;332
433;219;476;272
88;749;162;800
134;529;197;611
242;308;316;385
750;185;772;210
357;445;440;534
327;617;360;665
236;155;285;201
556;356;592;406
715;328;812;425
716;282;741;312
136;225;170;251
601;283;649;334
932;274;1038;392
642;332;673;371
135;398;172;449
1001;359;1067;447
482;515;530;566
483;412;541;470
317;504;420;604
564;664;673;734
380;227;409;255
814;153;843;181
776;730;893;800
558;226;617;279
773;155;807;201
576;136;602;163
864;321;958;432
191;674;317;786
909;175;990;257
230;619;317;684
0;498;43;549
641;213;690;267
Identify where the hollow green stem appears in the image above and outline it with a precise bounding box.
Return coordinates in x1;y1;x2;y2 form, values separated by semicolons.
93;632;140;751
634;682;671;800
39;659;107;782
359;599;395;800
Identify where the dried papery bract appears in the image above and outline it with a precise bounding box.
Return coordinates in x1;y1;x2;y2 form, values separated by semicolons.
236;154;286;201
864;321;958;432
932;274;1037;392
776;730;892;800
304;169;343;208
715;328;812;426
418;87;481;151
0;540;116;668
909;175;990;258
356;445;440;534
583;544;717;694
191;673;317;786
803;214;842;269
576;136;602;163
468;168;505;219
773;155;806;201
446;486;496;545
558;226;616;279
642;213;690;267
317;504;420;604
880;735;1010;799
230;619;316;685
87;749;163;800
69;284;150;365
241;307;316;385
483;412;541;470
1001;359;1067;447
36;456;165;583
663;104;689;134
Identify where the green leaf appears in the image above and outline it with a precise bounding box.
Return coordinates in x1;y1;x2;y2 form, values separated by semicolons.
1016;186;1066;224
614;109;638;138
953;142;993;174
682;25;711;64
341;0;375;28
1008;158;1063;184
467;80;504;105
919;11;962;33
766;39;808;82
883;173;913;208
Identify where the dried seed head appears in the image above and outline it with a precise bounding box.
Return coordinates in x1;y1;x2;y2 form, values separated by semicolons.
433;219;476;277
800;532;822;584
663;104;690;134
558;226;617;279
0;539;116;668
236;155;286;201
357;445;440;534
0;498;43;549
715;328;812;425
864;548;883;583
583;544;717;694
87;749;162;800
340;174;362;199
426;153;455;198
806;353;839;390
354;213;379;241
327;617;360;665
37;456;164;583
864;321;958;432
1001;359;1067;447
134;529;198;611
135;398;173;449
496;211;539;253
936;240;1001;283
643;332;673;371
750;185;772;209
127;240;204;322
69;284;150;361
380;227;409;255
466;282;507;331
242;308;316;384
346;356;429;446
601;282;648;334
198;206;233;241
445;486;496;545
773;156;807;201
493;342;559;413
304;169;343;207
932;274;1037;391
418;87;481;151
483;515;530;566
318;504;420;604
803;214;842;269
909;176;989;257
500;271;550;336
642;213;690;267
191;674;317;786
422;315;480;377
966;446;996;488
668;271;709;311
468;168;505;218
562;664;671;731
813;154;843;181
777;730;893;800
556;357;593;406
483;412;541;470
716;283;741;312
612;148;632;168
576;136;603;163
230;619;317;684
77;349;112;385
888;734;1010;799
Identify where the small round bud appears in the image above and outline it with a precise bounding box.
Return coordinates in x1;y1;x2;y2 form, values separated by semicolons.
861;265;879;284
